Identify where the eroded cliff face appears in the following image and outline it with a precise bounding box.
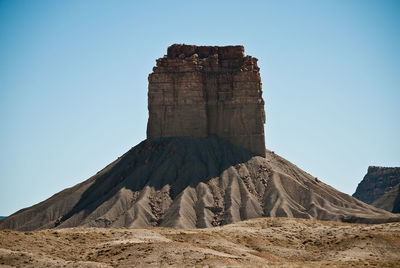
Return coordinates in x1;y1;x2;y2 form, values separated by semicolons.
353;166;400;212
147;44;266;156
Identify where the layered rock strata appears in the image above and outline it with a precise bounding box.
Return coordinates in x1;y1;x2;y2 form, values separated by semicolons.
147;44;266;156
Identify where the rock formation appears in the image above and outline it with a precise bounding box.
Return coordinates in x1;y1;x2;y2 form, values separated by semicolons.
372;184;400;213
1;45;400;231
147;44;266;156
353;166;400;213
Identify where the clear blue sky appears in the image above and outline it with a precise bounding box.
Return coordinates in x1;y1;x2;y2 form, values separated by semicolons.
0;0;399;216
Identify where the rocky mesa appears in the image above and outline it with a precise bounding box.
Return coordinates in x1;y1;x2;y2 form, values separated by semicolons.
1;45;399;231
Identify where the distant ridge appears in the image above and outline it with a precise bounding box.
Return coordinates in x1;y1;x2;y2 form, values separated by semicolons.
353;166;400;213
0;216;6;221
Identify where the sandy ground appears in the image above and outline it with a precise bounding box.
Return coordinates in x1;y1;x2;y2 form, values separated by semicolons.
1;217;399;267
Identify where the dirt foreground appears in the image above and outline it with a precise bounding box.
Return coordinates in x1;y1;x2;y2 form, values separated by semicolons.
1;217;399;267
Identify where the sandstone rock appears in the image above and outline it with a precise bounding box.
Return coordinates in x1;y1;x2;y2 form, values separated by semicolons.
147;44;266;156
353;166;400;213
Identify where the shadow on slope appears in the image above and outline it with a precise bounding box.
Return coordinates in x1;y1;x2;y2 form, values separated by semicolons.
57;136;256;227
1;136;399;231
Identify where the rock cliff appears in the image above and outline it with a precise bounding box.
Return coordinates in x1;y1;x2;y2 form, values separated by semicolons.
147;44;266;156
353;166;400;213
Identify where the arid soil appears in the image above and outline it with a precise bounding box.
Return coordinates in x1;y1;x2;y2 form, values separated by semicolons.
1;217;399;267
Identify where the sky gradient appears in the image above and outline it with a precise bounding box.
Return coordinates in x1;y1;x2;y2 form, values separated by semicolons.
1;0;399;216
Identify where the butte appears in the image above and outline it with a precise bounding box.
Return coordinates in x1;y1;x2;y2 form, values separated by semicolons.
1;44;399;231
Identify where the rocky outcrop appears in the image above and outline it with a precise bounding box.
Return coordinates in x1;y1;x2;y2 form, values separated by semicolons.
353;166;400;213
147;44;266;156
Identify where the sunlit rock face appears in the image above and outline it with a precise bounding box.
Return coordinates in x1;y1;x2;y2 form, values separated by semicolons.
147;44;266;156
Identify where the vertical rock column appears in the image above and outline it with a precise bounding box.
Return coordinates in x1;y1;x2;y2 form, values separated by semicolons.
147;51;208;138
147;44;266;156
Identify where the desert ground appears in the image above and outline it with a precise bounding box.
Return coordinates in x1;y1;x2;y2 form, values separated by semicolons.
1;217;399;267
